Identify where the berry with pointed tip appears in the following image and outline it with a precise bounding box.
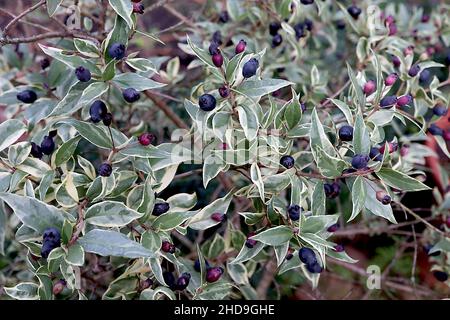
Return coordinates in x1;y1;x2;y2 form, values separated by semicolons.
40;58;50;70
347;5;362;19
40;136;55;155
433;271;448;282
300;0;314;5
379;142;398;154
392;56;401;68
153;202;170;216
280;155;295;169
108;43;126;60
351;154;369;170
218;86;230;98
363;80;376;95
123;88;140;103
327;223;339;232
380;95;397;108
334;244;345;252
198;93;216;111
287;205;301;221
138;133;155;146
324;182;340;199
433;104;448;117
208;42;220;55
98;163;112;177
30;142;43;159
175;273;191;290
242;58;259;78
219;11;229;23
299;247;317;265
306;261;323;273
339;125;354;141
161;241;176;254
272;34;283;48
428;124;443;136
194;259;210;272
211;212;226;222
17;89;37;104
385;73;398;86
408;64;421;77
52;280;66;295
369;147;383;161
102;113;113;126
212;52;224;67
132;3;144;14
75;66;91;82
245;233;257;249
206;267;224;283
89;100;107;123
269;22;281;36
376;191;392;205
396;94;413;107
235;39;246;54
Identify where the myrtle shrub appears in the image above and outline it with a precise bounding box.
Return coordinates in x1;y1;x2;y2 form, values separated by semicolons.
0;0;449;300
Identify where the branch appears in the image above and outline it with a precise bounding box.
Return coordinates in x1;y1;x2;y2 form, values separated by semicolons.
0;31;100;47
144;90;189;130
2;0;46;36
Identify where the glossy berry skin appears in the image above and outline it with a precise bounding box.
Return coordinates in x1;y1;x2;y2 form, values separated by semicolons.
380;95;397;108
306;262;323;273
408;64;420;77
98;163;112;177
392;56;401;68
152;202;170;216
89;100;107;123
40;58;50;70
208;42;220;55
132;3;144;14
339;125;354;141
161;241;176;254
347;5;362;19
433;271;448;282
428;124;443;136
327;223;339;232
299;247;317;265
218;86;230;98
212;53;224;67
286;253;293;260
376;191;391;205
272;34;283;48
324;182;340;199
30;142;43;159
245;233;257;249
419;69;431;85
280;155;295;169
219;11;229;23
175;273;191;290
102;113;112;126
206;267;224;283
163;272;176;289
396;94;412;107
40;136;55;155
211;212;226;222
351;154;369;170
138;133;155;146
294;23;306;39
198;94;216;111
287;205;301;221
269;22;281;36
108;43;126;60
235;40;246;54
300;0;314;4
363;80;376;95
75;66;91;82
211;31;222;45
17;89;37;104
41;228;61;259
369;147;383;161
123;88;140;103
384;73;398;86
242;58;259;78
334;244;344;252
194;259;210;272
433;104;448;117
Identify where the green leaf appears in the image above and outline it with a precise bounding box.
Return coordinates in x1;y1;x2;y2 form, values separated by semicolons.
0;193;68;233
302;214;339;234
349;176;366;222
0;119;27;152
310;108;335;156
78;229;155;258
108;0;133;29
196;283;232;300
39;44;100;73
186;35;216;69
236;105;259;141
141;230;161;252
66;243;85;266
346;63;364;110
4;282;39;300
353;112;370;155
152;211;196;231
311;181;326;216
126;58;157;73
363;179;396;224
377;168;431;192
74;38;100;58
237;79;292;98
313;146;347;178
112;73;166;91
329;99;353;125
250;226;293;246
85;201;143;227
250;162;265;200
231;241;265;264
203;155;228;188
8;141;31;166
54;136;81;167
104;15;130;63
189;191;233;230
0;201;6;255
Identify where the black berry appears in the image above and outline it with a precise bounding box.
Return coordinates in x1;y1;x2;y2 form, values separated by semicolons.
123;88;140;103
280;155;295;169
306;261;323;273
30;142;43;159
198;94;216;111
108;43;126;60
324;182;340;198
433;270;448;282
40;136;55;155
175;272;191;290
163;271;176;289
209;42;220;55
98;163;112;177
347;5;362;20
89;100;107;123
269;22;281;36
287;205;301;221
152;202;170;216
298;247;317;265
40;58;50;70
369;147;383;161
408;64;421;77
294;23;306;39
194;258;210;272
351;154;369;170
272;34;283;47
338;125;354;141
242;58;259;78
219;11;229;23
376;191;392;205
17;89;37;104
75;66;91;82
300;0;314;5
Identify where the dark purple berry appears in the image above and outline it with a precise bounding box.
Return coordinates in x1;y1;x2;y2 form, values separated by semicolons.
108;43;126;60
339;125;354;141
306;261;323;273
287;205;301;221
175;272;191;290
304;19;313;31
219;11;229;23
209;42;220;55
369;147;383;161
419;69;431;85
206;267;224;283
152;202;170;216
242;58;259;78
351;154;369;170
280;155;295;169
408;64;420;77
132;3;144;14
163;271;176;289
138;133;155;146
245;233;257;249
102;113;112;126
428;124;443;136
123;88;140;103
396;94;412;107
17;89;37;104
347;5;362;19
336;20;346;30
43;228;61;243
433;104;448;117
269;22;281;36
218;86;230;98
392;56;401;68
211;31;222;45
198;94;216;111
300;0;314;5
40;58;50;70
294;23;306;39
40;136;55;155
376;191;392;205
161;241;176;254
75;66;91;82
380;95;397;108
98;163;112;177
433;271;448;282
272;34;283;48
89;100;107;123
30;142;43;159
194;259;210;272
324;182;340;198
212;53;224;67
299;247;317;265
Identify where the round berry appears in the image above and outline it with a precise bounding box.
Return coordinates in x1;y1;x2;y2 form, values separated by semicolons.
161;241;176;254
132;3;144;14
299;247;317;265
138;133;155;146
140;278;153;290
300;0;314;5
419;69;431;85
428;124;443;136
324;182;340;198
351;154;369;170
17;89;37;104
219;11;229;23
363;80;376;95
369;147;383;161
75;66;91;82
269;22;281;36
272;34;283;48
347;5;362;19
30;142;43;159
175;273;191;290
287;205;301;221
380;95;397;108
43;228;61;243
433;270;448;282
108;43;126;60
396;94;412;107
384;73;398;86
208;42;220;55
211;31;222;45
408;64;421;77
235;39;246;54
89;100;107;123
102;113;113;126
98;163;112;177
40;136;55;155
306;261;323;273
211;212;226;222
218;86;230;98
206;267;224;283
280;155;295;169
198;93;216;111
152;202;170;216
294;23;306;39
194;259;210;272
392;56;401;68
40;58;50;70
212;52;224;67
245;233;257;249
123;88;140;103
376;191;392;205
242;58;259;78
338;125;354;141
433;104;448;117
336;20;346;30
304;19;313;31
163;271;176;289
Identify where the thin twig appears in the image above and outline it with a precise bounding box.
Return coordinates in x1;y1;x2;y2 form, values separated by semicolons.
3;0;45;35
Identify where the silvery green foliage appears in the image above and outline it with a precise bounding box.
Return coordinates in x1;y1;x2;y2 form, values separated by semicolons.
0;0;449;300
